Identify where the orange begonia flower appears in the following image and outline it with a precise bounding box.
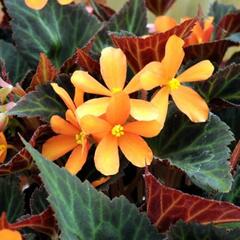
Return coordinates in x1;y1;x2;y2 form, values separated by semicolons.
154;16;214;45
71;47;159;122
0;132;7;163
154;16;177;33
25;0;73;10
42;83;89;175
140;35;214;127
186;17;214;45
0;229;22;240
78;92;160;176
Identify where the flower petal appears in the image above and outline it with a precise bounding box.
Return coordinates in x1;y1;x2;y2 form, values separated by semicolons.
119;133;153;167
0;132;7;146
124;71;142;94
177;60;214;82
0;149;7;164
51;83;76;112
130;99;160;121
25;0;47;10
154;16;177;33
106;92;130;125
161;35;185;79
65;142;89;175
65;109;79;128
42;135;77;161
124;120;160;137
140;62;167;90
0;229;22;240
74;87;84;107
71;70;111;96
79;115;111;139
100;47;127;91
0;132;7;163
95;134;119;175
50;115;79;136
151;87;170;128
57;0;73;5
171;85;209;122
75;97;110;120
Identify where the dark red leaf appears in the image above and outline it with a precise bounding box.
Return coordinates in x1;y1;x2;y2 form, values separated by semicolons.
29;53;58;90
92;2;115;21
217;11;240;39
184;40;237;64
0;208;57;237
230;141;240;172
111;18;196;73
60;48;100;75
145;171;240;232
11;208;57;237
0;125;50;176
145;0;176;15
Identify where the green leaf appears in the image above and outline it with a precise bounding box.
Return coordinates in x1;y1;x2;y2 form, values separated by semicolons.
5;0;101;68
214;107;240;142
214;167;240;205
0;40;29;84
22;138;163;240
0;176;24;223
168;220;240;240
196;64;240;106
92;0;147;53
148;108;234;192
208;1;236;26
8;75;69;121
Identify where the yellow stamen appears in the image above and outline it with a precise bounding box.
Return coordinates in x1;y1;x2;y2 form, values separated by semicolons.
112;87;121;94
0;144;6;152
75;132;85;145
168;78;181;90
111;124;124;137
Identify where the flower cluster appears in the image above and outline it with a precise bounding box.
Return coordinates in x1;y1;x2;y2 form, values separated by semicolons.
42;35;214;176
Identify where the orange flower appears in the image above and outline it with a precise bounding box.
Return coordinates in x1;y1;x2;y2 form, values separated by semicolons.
25;0;73;10
154;16;214;45
71;47;159;122
186;17;214;45
78;92;160;175
0;132;7;163
42;83;89;174
140;35;214;127
0;229;22;240
154;16;177;33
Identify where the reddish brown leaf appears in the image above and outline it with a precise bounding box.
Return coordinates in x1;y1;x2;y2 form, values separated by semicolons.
0;125;50;176
0;208;57;237
60;48;100;76
145;171;240;232
230;140;240;171
29;53;58;90
111;18;196;73
11;208;57;237
145;0;176;15
0;212;8;229
217;11;240;39
92;2;115;21
184;40;237;64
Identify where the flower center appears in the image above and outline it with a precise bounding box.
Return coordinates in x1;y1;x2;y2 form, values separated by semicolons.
111;124;124;137
168;78;180;90
0;144;6;152
75;132;85;145
112;87;122;94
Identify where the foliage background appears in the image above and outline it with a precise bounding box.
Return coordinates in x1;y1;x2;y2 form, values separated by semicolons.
109;0;240;20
